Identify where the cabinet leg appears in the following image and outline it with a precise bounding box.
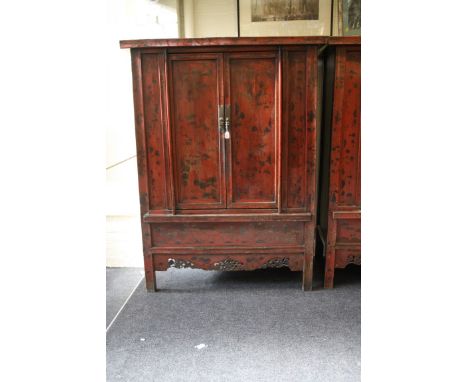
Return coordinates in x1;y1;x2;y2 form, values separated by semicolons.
302;222;315;291
302;255;314;291
143;251;157;292
145;268;157;292
324;246;335;289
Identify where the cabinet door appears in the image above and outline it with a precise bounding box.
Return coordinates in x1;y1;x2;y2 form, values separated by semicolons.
168;53;226;209
331;47;361;209
224;52;279;209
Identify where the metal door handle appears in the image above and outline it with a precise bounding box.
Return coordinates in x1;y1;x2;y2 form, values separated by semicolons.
224;105;231;139
224;118;230;139
218;105;225;133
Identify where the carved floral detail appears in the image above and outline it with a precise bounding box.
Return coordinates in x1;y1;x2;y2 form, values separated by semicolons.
167;258;195;269
346;255;361;265
167;257;295;271
260;258;289;269
213;259;243;271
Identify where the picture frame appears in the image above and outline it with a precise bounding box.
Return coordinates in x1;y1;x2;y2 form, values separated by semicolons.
337;0;360;36
239;0;332;37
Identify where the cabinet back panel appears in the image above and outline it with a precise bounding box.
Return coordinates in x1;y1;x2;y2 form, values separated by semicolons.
169;56;225;209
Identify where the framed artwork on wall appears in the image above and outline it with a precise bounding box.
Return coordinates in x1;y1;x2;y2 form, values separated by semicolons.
239;0;332;37
337;0;360;36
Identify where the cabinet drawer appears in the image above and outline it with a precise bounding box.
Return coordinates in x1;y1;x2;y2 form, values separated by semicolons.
336;218;361;244
151;222;304;247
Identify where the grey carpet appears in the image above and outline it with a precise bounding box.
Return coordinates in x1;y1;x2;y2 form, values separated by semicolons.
106;267;360;382
106;267;144;327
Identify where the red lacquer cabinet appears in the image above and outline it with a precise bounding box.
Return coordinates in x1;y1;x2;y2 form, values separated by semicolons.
318;42;361;288
120;37;327;291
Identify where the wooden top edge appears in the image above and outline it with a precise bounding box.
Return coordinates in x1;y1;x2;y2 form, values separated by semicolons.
327;36;361;45
119;36;360;49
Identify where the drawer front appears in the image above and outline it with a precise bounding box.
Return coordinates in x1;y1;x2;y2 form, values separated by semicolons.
336;218;361;245
151;222;304;247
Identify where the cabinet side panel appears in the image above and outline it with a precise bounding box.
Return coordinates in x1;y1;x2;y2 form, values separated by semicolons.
305;47;319;215
228;55;277;207
131;49;156;290
283;50;308;210
325;46;361;287
141;53;167;210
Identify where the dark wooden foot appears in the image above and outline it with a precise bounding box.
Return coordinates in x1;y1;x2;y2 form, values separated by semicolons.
324;270;334;289
302;268;313;291
324;246;335;289
302;222;315;291
145;269;157;292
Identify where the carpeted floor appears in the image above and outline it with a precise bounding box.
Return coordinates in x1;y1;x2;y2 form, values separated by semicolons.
106;266;360;382
106;267;144;327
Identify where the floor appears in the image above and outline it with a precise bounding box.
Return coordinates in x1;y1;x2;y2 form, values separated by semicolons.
106;265;360;382
106;267;145;327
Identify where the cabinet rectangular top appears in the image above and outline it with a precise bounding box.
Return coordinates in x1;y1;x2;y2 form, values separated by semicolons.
119;36;360;49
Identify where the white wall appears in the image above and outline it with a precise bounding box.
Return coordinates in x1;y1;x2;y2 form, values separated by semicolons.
182;0;238;38
182;0;340;38
106;0;179;267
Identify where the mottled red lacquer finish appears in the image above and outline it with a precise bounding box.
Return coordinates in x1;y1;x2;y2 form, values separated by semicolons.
282;47;318;213
226;52;278;208
324;45;361;288
169;54;225;209
141;53;169;211
151;222;304;246
120;37;348;291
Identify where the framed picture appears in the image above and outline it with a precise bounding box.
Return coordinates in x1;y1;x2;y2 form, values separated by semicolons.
239;0;332;37
337;0;360;36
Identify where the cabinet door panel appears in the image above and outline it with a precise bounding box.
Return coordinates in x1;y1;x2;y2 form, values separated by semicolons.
168;54;225;209
225;52;278;209
332;48;361;208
